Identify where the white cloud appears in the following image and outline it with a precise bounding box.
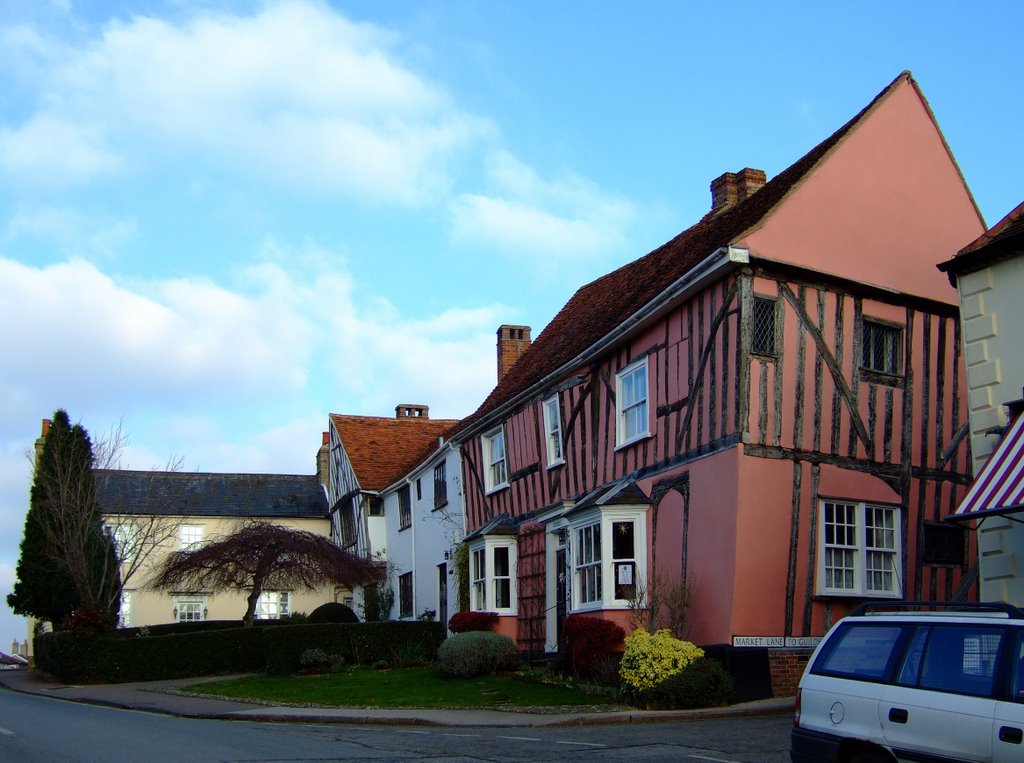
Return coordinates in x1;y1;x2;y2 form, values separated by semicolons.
450;150;636;261
3;204;137;257
0;115;122;186
0;1;491;202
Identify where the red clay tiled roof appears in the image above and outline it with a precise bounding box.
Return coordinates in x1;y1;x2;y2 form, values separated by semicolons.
330;414;459;491
938;199;1024;279
450;72;917;440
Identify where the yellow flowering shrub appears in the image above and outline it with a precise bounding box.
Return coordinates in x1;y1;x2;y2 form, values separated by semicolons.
619;628;704;692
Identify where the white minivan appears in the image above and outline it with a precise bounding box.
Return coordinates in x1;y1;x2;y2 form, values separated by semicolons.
791;602;1024;763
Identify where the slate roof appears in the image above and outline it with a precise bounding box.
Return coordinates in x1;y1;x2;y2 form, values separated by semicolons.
938;199;1024;281
449;72;921;440
94;470;329;518
329;414;460;492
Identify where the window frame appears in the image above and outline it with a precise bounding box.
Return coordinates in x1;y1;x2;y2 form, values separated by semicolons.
861;318;903;377
398;484;412;531
398;571;413;619
751;295;778;357
819;499;902;598
173;594;207;622
433;461;448;510
468;536;518;614
483;427;509;493
339;500;358;548
615;358;650;448
543;395;564;468
256;591;290;620
118;590;132;628
179;524;204;551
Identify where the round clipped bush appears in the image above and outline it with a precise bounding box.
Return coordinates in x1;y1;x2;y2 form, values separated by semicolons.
308;602;359;624
631;656;735;709
437;631;521;678
619;628;704;693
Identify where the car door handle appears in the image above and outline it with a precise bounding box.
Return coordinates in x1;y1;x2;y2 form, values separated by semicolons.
888;707;909;724
999;726;1024;745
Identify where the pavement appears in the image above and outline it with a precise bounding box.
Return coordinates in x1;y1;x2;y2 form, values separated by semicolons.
0;667;794;728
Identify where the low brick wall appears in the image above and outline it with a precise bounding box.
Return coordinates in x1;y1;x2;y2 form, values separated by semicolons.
768;648;813;697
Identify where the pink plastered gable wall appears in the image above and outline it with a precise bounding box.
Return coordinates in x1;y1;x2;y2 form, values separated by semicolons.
740;79;984;303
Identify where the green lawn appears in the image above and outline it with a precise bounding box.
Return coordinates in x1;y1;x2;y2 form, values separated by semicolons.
184;667;621;709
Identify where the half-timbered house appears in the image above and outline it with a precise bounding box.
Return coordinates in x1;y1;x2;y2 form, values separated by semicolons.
324;405;460;620
449;72;985;674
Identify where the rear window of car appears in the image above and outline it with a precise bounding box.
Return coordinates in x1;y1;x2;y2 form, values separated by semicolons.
812;623;908;681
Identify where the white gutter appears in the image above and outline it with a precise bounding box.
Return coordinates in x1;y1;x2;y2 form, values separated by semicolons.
454;246;749;442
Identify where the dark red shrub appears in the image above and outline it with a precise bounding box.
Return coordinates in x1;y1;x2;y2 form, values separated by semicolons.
563;615;625;679
60;609;115;637
448;611;498;633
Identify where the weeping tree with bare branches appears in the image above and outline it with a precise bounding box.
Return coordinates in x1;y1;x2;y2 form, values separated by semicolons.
150;521;385;625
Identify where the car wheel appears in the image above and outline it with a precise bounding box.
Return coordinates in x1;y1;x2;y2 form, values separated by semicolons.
850;750;892;763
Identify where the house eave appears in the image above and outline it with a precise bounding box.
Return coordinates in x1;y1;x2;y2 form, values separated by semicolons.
452;246;749;443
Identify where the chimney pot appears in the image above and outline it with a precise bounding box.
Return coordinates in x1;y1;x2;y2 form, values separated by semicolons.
395;404;429;419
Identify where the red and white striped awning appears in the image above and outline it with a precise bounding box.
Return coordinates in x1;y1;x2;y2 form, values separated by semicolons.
951;413;1024;521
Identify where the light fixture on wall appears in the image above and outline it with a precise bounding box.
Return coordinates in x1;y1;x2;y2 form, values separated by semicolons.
443;550;451;560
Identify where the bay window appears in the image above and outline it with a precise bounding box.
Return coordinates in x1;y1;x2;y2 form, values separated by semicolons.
569;507;645;610
468;537;517;613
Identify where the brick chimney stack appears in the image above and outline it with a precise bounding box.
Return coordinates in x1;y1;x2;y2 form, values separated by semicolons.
709;168;766;216
34;418;51;465
395;404;429;419
497;325;531;381
316;431;330;487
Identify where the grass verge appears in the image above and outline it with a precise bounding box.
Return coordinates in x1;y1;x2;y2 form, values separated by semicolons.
184;666;621;709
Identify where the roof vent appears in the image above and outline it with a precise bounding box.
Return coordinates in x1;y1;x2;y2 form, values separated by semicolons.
710;168;766;215
396;404;429;419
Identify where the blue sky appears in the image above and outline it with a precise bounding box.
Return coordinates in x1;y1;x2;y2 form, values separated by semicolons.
1;0;1021;642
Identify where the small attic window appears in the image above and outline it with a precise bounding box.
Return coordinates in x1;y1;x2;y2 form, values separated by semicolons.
861;319;902;376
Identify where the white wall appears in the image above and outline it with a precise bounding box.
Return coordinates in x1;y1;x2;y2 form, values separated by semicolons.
382;445;463;626
957;256;1024;605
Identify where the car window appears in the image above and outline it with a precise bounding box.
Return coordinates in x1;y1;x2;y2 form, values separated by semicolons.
1011;631;1024;701
813;623;906;681
918;625;1004;697
896;626;928;685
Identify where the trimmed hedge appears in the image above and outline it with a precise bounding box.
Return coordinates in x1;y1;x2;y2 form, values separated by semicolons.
35;627;265;683
36;620;446;683
264;621;446;674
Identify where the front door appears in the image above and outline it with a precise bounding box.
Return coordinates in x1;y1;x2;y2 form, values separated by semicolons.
556;547;568;649
437;563;448;629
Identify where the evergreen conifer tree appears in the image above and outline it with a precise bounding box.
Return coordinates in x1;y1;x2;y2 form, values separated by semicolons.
8;411;80;625
8;410;121;629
